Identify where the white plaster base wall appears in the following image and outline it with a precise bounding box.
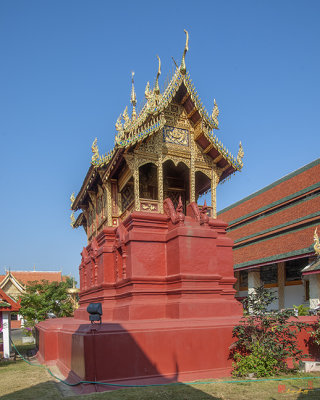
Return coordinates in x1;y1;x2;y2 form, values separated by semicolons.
2;312;11;358
284;285;305;308
266;287;279;311
309;275;320;309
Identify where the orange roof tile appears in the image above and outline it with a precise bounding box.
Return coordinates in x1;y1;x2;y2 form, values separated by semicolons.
8;271;62;286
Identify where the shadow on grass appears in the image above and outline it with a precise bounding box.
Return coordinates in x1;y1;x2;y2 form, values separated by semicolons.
0;380;222;400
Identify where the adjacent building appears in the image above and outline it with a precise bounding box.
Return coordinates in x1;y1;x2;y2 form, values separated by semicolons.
0;270;63;327
218;158;320;310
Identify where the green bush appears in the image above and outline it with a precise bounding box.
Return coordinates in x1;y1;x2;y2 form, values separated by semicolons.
293;304;310;316
231;286;309;377
232;343;278;377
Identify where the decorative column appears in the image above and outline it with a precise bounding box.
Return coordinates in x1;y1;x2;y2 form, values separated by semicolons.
190;139;196;203
105;181;112;226
211;169;219;219
2;311;11;358
248;269;261;296
133;160;140;211
158;158;163;213
309;274;320;310
278;262;285;310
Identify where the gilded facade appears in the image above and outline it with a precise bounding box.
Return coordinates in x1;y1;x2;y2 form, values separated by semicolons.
71;31;244;242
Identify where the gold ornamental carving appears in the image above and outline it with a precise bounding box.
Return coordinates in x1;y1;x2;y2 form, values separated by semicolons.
163;126;189;146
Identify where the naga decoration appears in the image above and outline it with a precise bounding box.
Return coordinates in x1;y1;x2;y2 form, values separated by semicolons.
70;212;76;228
115;114;123;132
123;106;130;129
91;138;99;164
180;29;189;75
200;200;209;225
314;228;320;256
211;99;219;127
70;192;75;208
237;141;244;168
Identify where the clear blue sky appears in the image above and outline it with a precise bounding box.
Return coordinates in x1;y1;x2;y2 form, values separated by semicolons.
1;1;319;280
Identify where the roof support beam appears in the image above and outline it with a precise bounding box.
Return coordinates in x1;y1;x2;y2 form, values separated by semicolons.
187;108;197;119
203;144;213;154
181;92;190;105
213;154;223;163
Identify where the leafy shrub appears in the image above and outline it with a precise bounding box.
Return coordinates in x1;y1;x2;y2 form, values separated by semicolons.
293;304;310;316
232;343;278;377
231;286;309;377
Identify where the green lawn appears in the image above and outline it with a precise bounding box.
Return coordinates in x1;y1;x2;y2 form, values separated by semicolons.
1;358;320;399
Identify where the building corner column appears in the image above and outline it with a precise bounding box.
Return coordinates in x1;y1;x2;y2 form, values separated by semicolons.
309;274;320;310
248;269;261;295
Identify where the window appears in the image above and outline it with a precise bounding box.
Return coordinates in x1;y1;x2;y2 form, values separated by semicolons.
261;264;278;286
11;313;18;321
285;258;308;284
239;270;248;290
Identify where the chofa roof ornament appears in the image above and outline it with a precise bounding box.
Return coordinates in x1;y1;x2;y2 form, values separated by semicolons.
180;29;189;75
154;55;161;95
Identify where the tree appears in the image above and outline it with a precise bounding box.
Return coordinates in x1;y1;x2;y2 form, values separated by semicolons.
231;286;309;377
19;280;74;331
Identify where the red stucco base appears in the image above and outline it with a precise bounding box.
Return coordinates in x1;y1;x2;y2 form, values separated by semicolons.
36;315;241;386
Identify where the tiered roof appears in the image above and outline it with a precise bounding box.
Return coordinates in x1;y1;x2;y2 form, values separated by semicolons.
72;31;244;213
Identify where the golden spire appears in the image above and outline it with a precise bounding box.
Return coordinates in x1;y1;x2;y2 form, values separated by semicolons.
70;192;75;208
180;29;189;75
314;228;320;256
91;138;99;163
130;71;137;120
154;55;161;95
237;141;244;168
211;99;219;126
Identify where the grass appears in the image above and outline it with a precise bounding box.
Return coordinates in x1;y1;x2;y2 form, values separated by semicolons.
2;356;320;400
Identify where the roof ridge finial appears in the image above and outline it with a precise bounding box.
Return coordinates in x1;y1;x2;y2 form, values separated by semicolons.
154;55;161;95
130;71;137;120
180;29;189;75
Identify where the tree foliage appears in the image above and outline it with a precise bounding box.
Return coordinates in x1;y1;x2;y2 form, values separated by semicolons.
19;280;74;329
231;286;309;377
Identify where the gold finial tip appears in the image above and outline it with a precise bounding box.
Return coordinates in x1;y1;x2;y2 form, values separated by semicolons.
180;29;189;74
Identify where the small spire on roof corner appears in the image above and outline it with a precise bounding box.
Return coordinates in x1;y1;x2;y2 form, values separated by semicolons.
236;141;244;168
180;29;189;75
211;99;219;127
130;71;137;120
154;55;161;95
314;228;320;256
